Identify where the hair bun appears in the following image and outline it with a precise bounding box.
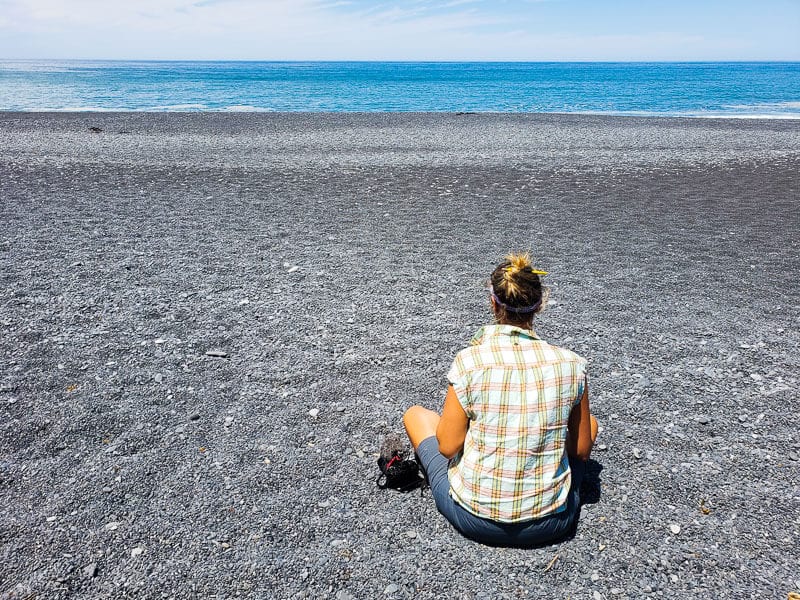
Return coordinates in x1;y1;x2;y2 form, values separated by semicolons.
505;252;532;275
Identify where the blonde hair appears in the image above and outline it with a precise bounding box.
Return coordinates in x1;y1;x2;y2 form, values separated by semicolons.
490;252;547;324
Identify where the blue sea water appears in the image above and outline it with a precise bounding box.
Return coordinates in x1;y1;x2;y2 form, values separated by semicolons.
0;60;798;117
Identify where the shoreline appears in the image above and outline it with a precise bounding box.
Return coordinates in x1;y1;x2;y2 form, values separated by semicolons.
3;109;800;120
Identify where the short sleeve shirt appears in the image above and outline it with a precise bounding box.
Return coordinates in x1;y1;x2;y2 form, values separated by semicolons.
447;324;587;522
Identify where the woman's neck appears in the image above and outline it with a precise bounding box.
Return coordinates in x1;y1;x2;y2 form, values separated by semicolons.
495;318;533;329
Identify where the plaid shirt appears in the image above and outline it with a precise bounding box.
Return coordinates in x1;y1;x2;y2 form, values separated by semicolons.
447;324;587;522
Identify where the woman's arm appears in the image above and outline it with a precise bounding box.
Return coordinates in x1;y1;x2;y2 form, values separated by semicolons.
436;385;469;459
566;378;593;461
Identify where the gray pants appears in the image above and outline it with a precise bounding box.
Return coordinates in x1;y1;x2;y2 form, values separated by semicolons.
416;436;585;547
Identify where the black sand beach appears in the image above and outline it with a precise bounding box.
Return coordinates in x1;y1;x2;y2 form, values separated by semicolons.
1;113;798;599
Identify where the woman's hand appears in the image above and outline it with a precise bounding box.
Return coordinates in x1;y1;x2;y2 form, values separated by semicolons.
436;385;469;459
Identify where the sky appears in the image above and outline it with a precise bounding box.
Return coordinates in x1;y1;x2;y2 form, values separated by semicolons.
1;0;799;61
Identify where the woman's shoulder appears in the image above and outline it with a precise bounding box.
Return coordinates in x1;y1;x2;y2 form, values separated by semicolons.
536;339;587;365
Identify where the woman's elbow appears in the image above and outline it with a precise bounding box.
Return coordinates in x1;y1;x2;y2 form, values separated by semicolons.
436;435;462;459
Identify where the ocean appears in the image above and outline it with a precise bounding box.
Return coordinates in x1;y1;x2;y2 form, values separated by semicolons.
1;60;798;117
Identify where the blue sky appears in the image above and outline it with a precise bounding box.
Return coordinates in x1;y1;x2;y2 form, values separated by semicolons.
1;0;798;61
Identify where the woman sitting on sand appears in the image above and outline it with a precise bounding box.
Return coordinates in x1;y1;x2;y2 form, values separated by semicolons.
403;253;597;547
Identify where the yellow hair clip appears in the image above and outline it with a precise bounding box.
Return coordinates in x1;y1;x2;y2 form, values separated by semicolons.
531;269;548;276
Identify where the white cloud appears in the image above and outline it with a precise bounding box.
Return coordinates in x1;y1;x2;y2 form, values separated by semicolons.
0;0;796;59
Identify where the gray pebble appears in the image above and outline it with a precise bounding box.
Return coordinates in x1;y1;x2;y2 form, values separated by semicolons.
384;583;399;595
696;415;710;424
83;562;98;578
633;448;642;459
204;349;228;358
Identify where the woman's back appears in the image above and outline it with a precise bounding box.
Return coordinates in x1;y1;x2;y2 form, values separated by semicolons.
447;324;587;522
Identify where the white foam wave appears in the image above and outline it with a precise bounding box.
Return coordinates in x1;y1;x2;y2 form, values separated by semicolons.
49;106;119;112
143;103;209;111
577;109;800;120
222;105;275;112
722;101;800;111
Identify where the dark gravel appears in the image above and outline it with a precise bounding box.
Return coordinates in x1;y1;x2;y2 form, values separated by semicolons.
1;112;799;599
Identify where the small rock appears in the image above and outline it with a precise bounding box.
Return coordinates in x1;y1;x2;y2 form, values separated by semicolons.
591;573;600;582
105;521;120;530
318;500;331;508
593;592;602;600
355;450;365;459
287;266;300;273
130;546;144;557
738;414;748;422
405;530;417;539
205;349;228;358
384;584;399;595
153;373;163;383
669;524;681;535
46;516;57;522
190;413;201;421
336;592;355;600
83;562;98;578
633;448;642;460
597;444;608;451
154;338;166;344
696;415;710;425
224;416;234;427
788;452;799;461
611;589;623;596
308;408;320;418
750;373;762;381
238;298;250;305
102;486;112;493
598;544;606;551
